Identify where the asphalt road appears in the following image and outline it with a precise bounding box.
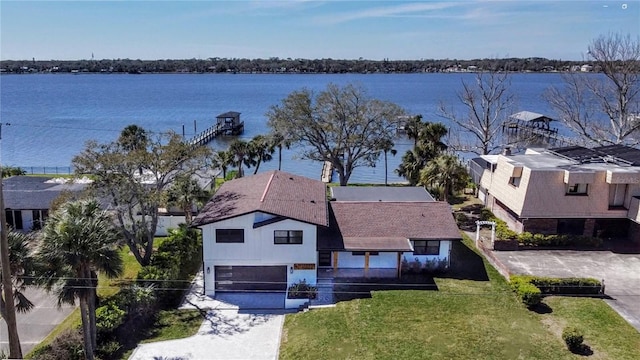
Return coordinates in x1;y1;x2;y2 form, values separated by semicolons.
0;286;75;355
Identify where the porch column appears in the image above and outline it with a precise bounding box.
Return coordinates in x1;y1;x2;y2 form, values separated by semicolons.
333;252;339;272
364;252;370;278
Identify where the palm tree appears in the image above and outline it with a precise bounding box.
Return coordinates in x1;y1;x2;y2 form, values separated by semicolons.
214;150;233;180
249;135;275;174
405;115;424;148
379;138;397;186
39;199;123;360
228;139;255;178
419;154;469;203
167;174;210;225
397;122;449;185
0;231;38;320
270;132;291;171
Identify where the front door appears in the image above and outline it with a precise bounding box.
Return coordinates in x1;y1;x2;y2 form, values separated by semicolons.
318;251;332;267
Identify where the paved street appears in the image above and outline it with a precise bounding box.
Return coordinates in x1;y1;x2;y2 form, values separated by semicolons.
491;249;640;331
0;287;75;355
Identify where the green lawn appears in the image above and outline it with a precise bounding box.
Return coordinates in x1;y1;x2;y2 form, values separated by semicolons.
280;239;640;360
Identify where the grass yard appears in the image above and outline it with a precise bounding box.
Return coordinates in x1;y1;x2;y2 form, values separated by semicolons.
280;238;640;360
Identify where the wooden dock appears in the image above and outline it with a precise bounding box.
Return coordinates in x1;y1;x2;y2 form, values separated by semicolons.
188;111;244;147
321;161;334;183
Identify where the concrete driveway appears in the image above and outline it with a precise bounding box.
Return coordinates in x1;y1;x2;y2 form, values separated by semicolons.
491;249;640;331
129;272;289;360
0;287;74;355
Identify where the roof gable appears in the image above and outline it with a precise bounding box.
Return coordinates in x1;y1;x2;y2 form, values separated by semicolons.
192;170;328;227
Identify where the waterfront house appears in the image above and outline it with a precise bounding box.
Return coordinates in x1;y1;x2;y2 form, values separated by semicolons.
469;145;640;241
192;170;461;308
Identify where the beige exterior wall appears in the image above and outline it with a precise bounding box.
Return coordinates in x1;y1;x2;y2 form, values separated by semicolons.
482;155;640;220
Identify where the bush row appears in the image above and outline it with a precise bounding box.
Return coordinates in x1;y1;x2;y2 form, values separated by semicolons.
512;275;603;295
481;208;602;248
510;275;603;307
517;232;602;248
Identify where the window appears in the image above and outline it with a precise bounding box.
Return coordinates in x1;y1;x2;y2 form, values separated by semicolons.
351;251;379;256
32;209;49;230
412;240;440;255
6;210;23;230
566;183;588;195
215;229;244;243
274;230;303;244
508;176;521;187
608;184;628;208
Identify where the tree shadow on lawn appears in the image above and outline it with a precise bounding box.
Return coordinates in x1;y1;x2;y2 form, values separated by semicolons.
439;240;490;281
333;274;438;303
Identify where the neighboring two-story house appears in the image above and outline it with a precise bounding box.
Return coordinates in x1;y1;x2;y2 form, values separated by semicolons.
192;170;461;305
469;145;640;241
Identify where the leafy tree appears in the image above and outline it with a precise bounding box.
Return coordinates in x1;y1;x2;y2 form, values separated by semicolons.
438;68;515;155
248;135;275;174
545;33;640;145
419;154;469;202
72;126;212;266
267;83;405;185
39;199;123;360
166;174;210;225
396;121;448;185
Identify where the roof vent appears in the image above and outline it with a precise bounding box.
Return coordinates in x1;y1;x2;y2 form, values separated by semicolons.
502;147;512;156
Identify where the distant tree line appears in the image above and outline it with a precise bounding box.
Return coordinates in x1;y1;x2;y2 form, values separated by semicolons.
0;57;609;74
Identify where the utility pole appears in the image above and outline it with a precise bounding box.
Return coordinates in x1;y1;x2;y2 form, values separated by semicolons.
0;123;22;358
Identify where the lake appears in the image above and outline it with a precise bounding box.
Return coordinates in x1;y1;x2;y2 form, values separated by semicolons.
0;73;567;183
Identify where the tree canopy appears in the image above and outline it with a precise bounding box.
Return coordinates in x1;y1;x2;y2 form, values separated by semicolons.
72;126;212;266
545;33;640;146
267;83;405;185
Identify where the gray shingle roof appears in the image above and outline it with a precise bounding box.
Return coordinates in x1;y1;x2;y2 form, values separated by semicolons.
2;176;87;210
330;186;435;202
192;170;328;227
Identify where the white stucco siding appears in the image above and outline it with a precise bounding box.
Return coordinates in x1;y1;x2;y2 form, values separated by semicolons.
335;251;398;269
200;213;318;295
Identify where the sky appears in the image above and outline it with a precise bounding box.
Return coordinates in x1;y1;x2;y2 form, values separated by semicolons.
1;0;639;61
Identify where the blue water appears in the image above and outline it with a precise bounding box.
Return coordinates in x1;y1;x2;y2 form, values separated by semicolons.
0;73;566;183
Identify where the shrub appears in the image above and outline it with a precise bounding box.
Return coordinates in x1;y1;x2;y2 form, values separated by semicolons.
510;277;541;307
96;302;126;335
96;340;122;359
527;276;602;295
479;208;493;221
287;279;318;299
562;326;584;351
28;329;85;360
454;212;468;225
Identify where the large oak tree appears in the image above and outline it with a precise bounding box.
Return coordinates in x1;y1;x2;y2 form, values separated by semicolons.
73;126;212;266
267;83;405;185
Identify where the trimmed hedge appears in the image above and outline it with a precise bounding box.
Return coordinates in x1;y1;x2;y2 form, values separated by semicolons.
510;277;542;307
511;275;603;296
517;232;602;248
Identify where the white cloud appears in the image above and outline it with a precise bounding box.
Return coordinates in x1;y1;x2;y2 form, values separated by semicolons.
314;2;462;24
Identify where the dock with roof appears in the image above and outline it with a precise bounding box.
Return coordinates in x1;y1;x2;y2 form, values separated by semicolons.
189;111;244;147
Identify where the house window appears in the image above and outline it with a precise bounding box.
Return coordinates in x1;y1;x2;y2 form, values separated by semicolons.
412;240;440;255
608;184;628;208
508;177;521;187
566;183;588;195
274;230;303;244
6;210;23;230
215;229;244;243
32;210;49;230
352;251;379;256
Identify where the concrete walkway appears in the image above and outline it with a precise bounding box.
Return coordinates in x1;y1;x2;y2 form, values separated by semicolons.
129;272;288;360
